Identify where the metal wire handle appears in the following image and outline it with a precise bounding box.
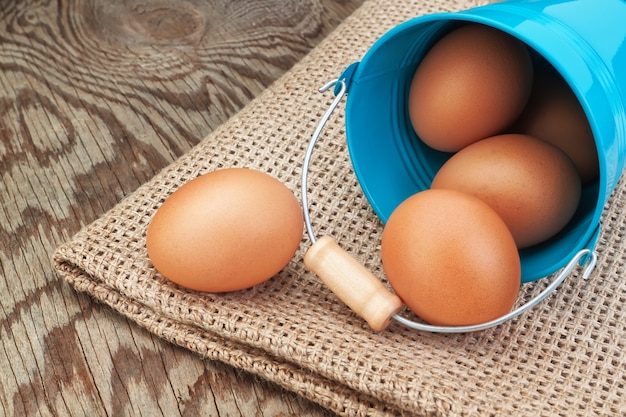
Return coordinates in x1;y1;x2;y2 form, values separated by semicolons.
301;78;598;333
302;78;347;245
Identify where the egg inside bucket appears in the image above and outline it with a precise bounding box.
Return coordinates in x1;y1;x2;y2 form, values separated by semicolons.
341;0;626;282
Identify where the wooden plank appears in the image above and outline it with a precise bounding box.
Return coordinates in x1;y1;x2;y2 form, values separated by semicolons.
0;1;365;415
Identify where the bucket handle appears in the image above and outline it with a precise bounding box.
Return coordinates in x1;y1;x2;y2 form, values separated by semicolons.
301;78;598;333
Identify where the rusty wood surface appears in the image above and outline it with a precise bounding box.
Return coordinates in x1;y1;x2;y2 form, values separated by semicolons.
0;1;365;415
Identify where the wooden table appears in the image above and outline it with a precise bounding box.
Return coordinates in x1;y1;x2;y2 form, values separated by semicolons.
0;1;365;415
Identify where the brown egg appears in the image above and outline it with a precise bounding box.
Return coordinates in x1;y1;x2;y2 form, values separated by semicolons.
512;71;598;184
408;23;533;152
381;189;520;326
431;133;581;248
146;168;304;292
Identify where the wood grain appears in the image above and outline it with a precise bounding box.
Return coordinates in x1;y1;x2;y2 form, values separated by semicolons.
0;1;364;415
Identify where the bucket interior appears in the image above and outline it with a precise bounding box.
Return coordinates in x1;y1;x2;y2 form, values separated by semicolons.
342;4;625;282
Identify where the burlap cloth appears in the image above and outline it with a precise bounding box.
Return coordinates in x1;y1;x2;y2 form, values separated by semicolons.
53;0;625;415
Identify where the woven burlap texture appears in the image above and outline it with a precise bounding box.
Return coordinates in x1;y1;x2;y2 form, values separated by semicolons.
54;0;625;416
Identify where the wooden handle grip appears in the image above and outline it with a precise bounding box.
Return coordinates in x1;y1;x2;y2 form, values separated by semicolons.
304;235;404;331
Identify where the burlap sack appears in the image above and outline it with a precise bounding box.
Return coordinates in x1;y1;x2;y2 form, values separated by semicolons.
54;0;625;415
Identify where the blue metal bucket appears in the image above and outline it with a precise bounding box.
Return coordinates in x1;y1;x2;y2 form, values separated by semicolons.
341;0;626;282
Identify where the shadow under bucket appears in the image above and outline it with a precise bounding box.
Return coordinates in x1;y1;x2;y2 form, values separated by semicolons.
341;0;626;282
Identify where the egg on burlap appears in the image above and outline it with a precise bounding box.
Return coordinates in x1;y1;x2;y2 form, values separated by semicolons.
147;168;304;292
381;189;521;326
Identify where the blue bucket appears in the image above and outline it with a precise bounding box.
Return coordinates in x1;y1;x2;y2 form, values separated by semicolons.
340;0;626;283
